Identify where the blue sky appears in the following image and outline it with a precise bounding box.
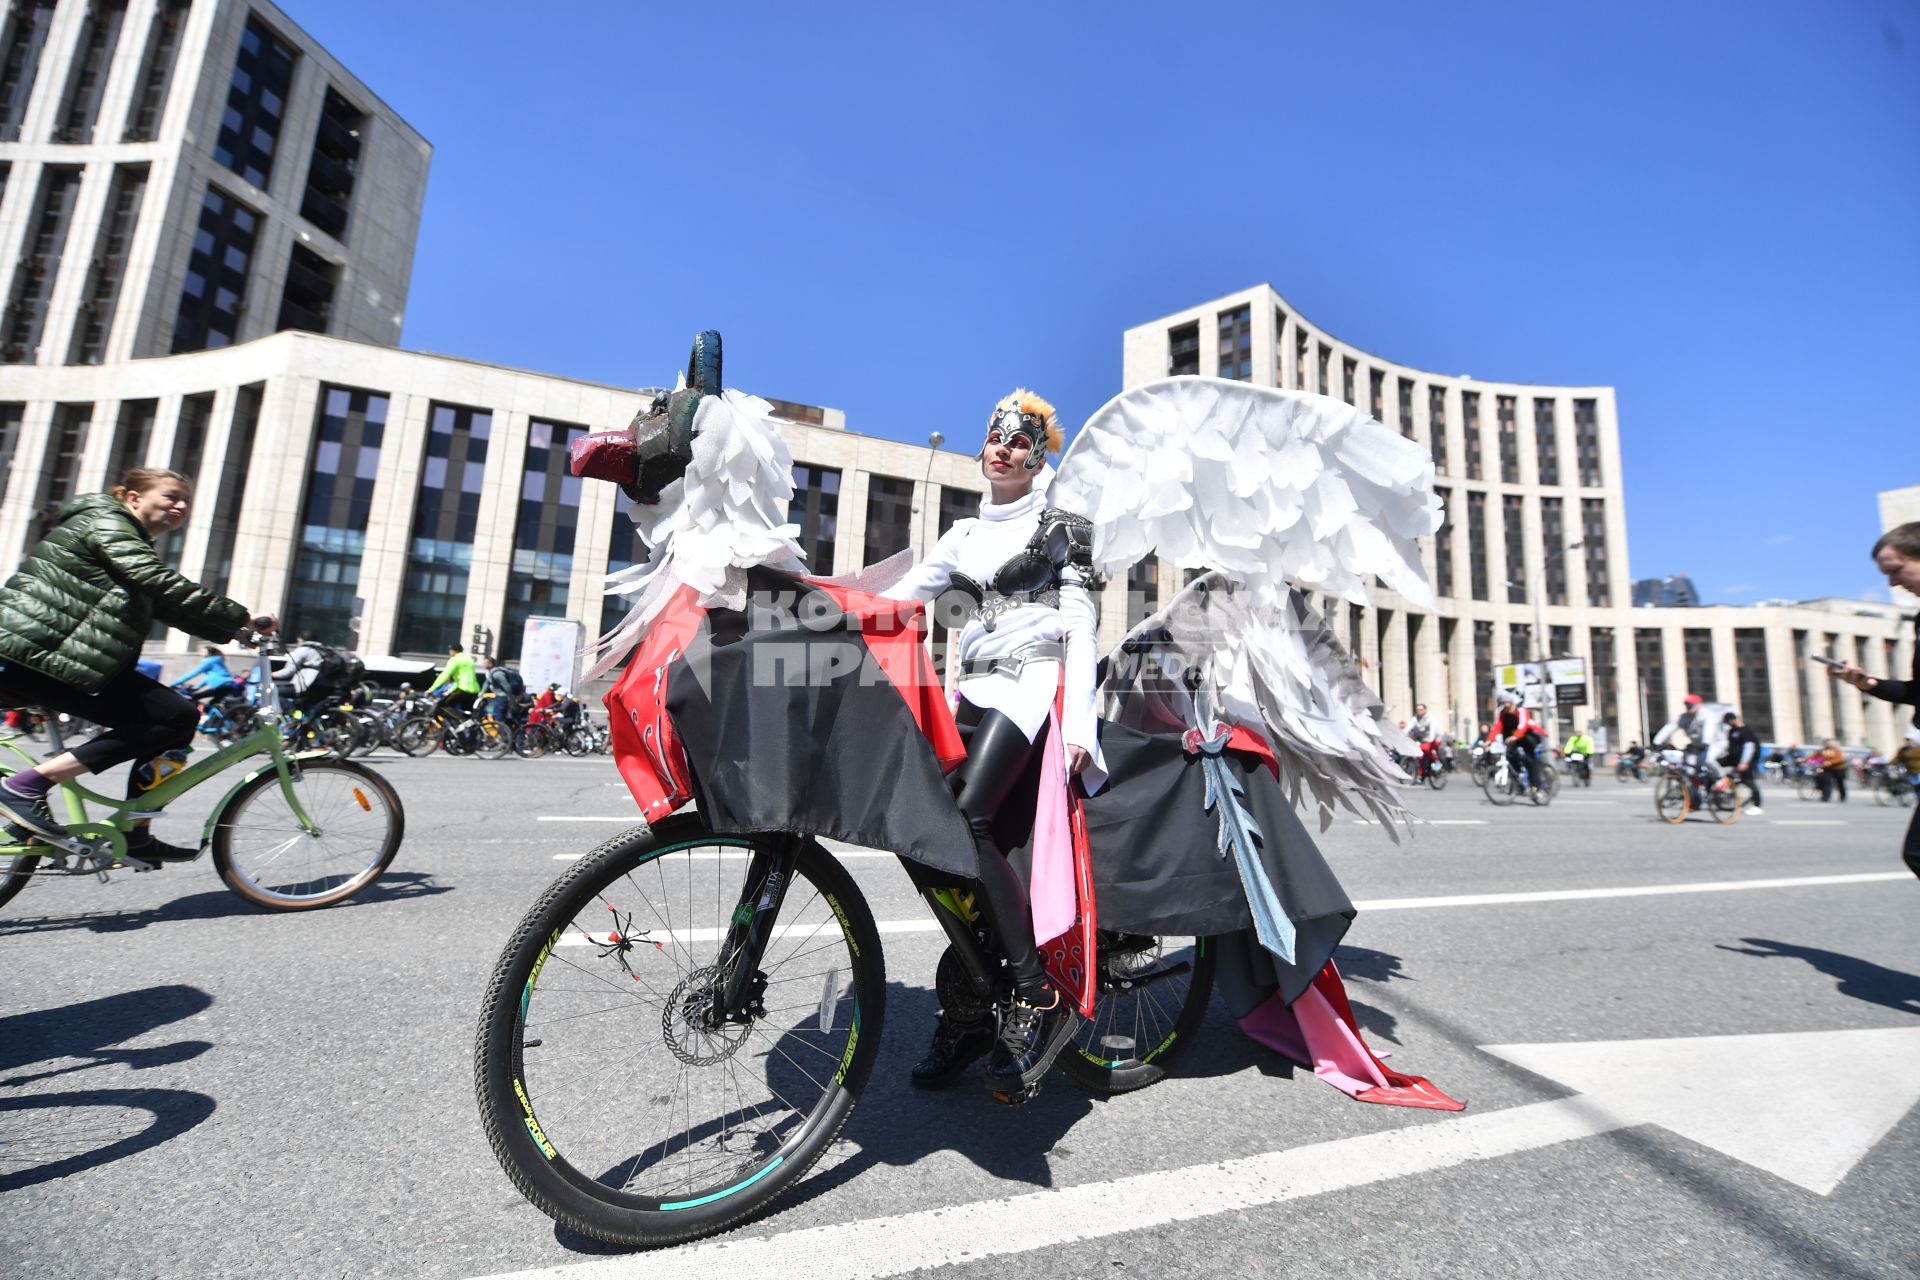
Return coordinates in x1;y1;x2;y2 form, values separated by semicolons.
289;1;1917;606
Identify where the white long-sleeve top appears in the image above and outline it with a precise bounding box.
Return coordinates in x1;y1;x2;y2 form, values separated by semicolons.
884;487;1100;754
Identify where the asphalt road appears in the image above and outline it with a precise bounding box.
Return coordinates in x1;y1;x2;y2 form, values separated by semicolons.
3;753;1916;1280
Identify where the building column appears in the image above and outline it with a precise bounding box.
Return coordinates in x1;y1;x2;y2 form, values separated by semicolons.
356;391;431;655
1710;626;1739;709
1379;608;1414;723
836;470;870;576
74;398;125;491
463;408;529;655
1856;634;1895;749
163;386;238;650
1613;618;1646;747
1762;624;1802;745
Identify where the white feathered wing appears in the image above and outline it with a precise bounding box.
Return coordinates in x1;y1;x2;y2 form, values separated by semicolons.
1051;377;1444;825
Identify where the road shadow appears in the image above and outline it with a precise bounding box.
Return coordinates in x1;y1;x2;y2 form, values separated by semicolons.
1716;937;1920;1015
1332;943;1422;1046
0;870;450;936
0;1087;218;1191
0;984;214;1082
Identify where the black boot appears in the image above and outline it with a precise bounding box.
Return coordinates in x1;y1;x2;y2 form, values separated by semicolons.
910;1012;993;1089
124;830;199;865
985;987;1079;1103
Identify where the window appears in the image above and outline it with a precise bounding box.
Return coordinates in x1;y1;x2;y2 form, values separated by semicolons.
1574;399;1602;487
862;474;914;565
502;419;587;660
1294;328;1308;390
105;398;157;484
1272;308;1288;385
1534;398;1560;486
1636;629;1669;731
396;403;490;654
1825;633;1845;735
53;1;125;143
1473;620;1495;722
1433;487;1454;599
170;392;214;473
1316;342;1330;395
1167;321;1199;376
1462;391;1483;480
937;484;976;535
1341;356;1357;406
0;402;23;503
276;242;337;334
1792;630;1814;739
1734;629;1774;739
1581;498;1609;606
69;164;147;363
788;463;840;573
1127;558;1159;628
2;166;82;362
1683;628;1716;702
1427;385;1447;473
1496;396;1518;484
0;2;55;143
199;385;262;598
1397;378;1414;439
171;185;258;352
1590;627;1618;738
285;387;387;646
1216;305;1251;380
1549;625;1573;661
300;87;365;241
1369;368;1384;422
215;16;297;190
122;0;187;140
1503;494;1527;604
596;496;652;639
1467;491;1489;601
1541;497;1565;606
30;403;91;543
1509;622;1533;664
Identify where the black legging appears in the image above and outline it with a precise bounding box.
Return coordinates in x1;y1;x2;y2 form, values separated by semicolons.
909;701;1051;998
1903;804;1920;881
0;660;198;790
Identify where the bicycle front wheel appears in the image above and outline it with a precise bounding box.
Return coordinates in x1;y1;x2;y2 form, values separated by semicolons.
1060;932;1215;1094
0;852;42;911
475;818;885;1248
1483;765;1515;806
1655;775;1690;824
211;760;404;910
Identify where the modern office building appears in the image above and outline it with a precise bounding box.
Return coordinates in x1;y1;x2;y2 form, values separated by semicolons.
1631;574;1701;609
1122;285;1911;749
0;8;1907;747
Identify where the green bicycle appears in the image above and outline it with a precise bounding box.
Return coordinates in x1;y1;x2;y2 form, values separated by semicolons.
0;642;405;913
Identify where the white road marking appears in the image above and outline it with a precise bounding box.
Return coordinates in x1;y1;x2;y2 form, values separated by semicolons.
1426;819;1488;825
1768;820;1846;826
467;1028;1920;1280
1557;800;1618;806
537;816;645;823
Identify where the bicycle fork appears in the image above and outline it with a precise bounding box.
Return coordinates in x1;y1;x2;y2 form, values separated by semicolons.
706;833;809;1025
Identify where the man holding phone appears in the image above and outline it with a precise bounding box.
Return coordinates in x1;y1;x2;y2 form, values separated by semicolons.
1829;523;1920;878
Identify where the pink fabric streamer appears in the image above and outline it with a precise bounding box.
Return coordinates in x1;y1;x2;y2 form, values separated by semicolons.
1028;703;1076;944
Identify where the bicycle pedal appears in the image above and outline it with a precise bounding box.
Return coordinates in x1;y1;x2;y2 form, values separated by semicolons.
989;1081;1042;1107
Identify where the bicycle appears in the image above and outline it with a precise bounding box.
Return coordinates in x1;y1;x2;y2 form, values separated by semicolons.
1872;770;1915;808
1479;740;1553;806
1652;750;1748;824
474;816;1213;1247
1399;744;1449;790
0;640;406;913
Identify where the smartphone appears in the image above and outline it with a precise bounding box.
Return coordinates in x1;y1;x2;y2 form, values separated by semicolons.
1809;654;1843;668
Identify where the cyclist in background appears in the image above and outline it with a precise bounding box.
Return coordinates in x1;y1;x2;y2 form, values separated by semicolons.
1653;694;1728;785
1563;726;1595;784
1487;692;1546;795
1407;702;1441;779
0;469;274;857
426;643;480;717
171;645;237;695
479;656;515;725
1720;710;1763;814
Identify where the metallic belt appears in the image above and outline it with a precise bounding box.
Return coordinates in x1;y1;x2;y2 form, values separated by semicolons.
958;641;1064;680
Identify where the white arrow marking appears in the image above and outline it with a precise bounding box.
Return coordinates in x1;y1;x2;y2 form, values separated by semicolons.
468;1027;1920;1280
1483;1025;1920;1194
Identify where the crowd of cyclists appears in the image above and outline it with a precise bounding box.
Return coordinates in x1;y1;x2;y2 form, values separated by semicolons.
1388;688;1920;818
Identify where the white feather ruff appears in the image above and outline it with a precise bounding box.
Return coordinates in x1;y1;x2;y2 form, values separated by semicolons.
582;390;806;679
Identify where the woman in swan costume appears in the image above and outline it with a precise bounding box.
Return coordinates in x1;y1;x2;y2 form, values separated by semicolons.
576;334;1460;1109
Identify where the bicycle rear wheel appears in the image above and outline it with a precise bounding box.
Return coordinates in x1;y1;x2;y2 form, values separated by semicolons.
474;721;513;760
1707;781;1741;824
513;725;551;759
1059;932;1215;1094
475;817;885;1247
0;852;42;911
211;759;404;910
1483;764;1515;806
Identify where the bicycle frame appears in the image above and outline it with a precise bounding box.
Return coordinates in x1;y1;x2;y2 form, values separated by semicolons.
0;644;325;868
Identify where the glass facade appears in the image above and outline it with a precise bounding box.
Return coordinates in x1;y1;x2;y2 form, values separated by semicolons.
1294;327;1308;390
862;474;914;565
1127;557;1159;628
1467;490;1489;601
1533;398;1560;486
1427;385;1447;473
69;164;147;363
1733;628;1774;739
596;499;650;640
0;402;23;503
1541;496;1565;605
397;402;490;654
122;0;186;141
1574;398;1602;487
2;166;82;362
172;185;257;352
30;403;91;543
1581;498;1609;607
1473;620;1495;726
1369;368;1384;422
286;387;386;646
1216;305;1251;380
215;16;296;190
1503;494;1527;604
0;1;55;142
1433;487;1454;599
1341;356;1356;405
1397;377;1413;439
1589;626;1618;739
276;242;337;334
1683;627;1716;701
53;0;125;143
301;87;365;241
1496;395;1519;484
199;384;262;599
1462;391;1482;481
938;484;976;535
1168;321;1199;376
1316;342;1330;395
1636;629;1669;731
788;463;840;573
105;397;156;484
502;419;586;660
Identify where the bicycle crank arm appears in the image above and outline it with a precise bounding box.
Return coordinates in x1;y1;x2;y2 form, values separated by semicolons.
1100;958;1194;992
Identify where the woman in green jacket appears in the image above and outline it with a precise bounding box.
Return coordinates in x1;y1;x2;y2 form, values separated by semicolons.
0;468;275;859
